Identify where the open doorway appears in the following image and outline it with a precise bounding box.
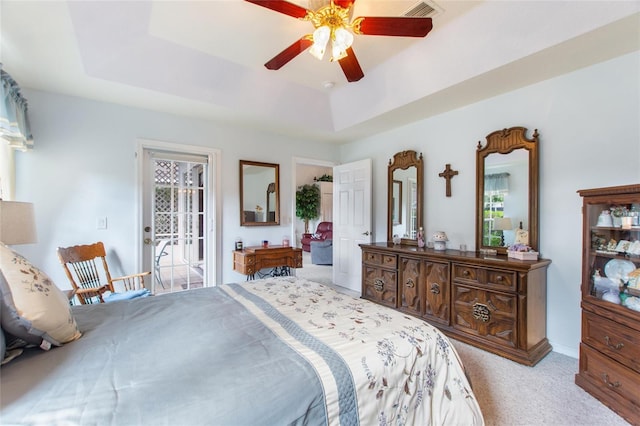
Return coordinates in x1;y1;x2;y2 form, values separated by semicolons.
292;157;335;285
137;139;220;294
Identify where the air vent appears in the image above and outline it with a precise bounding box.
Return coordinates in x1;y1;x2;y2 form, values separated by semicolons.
403;1;442;18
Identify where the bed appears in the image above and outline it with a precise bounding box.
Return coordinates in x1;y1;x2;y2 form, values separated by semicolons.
1;276;484;425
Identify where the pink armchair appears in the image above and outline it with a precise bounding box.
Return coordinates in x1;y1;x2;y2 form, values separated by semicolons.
301;222;333;252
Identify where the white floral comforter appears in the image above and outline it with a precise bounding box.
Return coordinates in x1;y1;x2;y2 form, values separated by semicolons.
222;277;484;426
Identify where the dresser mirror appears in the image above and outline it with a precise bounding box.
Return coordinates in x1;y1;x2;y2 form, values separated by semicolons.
240;160;280;226
387;150;424;243
476;127;539;254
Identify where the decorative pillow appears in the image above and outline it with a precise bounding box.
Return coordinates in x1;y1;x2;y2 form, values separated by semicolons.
312;233;322;239
0;324;5;363
0;243;81;348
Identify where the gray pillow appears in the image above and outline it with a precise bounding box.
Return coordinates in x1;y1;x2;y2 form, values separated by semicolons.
0;270;51;349
0;322;5;363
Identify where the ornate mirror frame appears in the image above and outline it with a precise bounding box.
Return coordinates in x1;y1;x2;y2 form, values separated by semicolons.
476;127;539;254
240;160;280;226
387;150;424;244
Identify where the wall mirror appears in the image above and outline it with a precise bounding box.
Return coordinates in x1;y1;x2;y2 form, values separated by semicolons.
240;160;280;226
387;150;423;243
476;127;539;254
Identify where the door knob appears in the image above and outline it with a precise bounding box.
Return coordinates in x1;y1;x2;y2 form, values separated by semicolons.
362;231;370;236
144;226;151;232
144;238;153;245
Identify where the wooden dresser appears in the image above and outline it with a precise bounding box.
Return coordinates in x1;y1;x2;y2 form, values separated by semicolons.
233;245;302;279
576;185;640;425
361;242;552;366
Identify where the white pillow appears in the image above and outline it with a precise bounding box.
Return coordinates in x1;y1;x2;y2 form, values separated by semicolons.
0;243;81;347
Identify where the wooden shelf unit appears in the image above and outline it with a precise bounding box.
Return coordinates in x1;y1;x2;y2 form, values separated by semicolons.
576;184;640;425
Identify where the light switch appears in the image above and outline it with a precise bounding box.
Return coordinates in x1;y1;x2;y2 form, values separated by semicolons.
97;216;107;230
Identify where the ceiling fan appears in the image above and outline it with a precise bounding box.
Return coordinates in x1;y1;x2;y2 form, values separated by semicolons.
245;0;434;82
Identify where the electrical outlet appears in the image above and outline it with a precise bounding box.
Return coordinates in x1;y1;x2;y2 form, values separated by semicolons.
97;216;107;230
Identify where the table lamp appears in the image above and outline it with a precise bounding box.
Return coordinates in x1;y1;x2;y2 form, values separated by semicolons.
0;201;37;245
493;217;513;247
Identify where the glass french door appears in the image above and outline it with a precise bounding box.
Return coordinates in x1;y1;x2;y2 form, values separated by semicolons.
144;151;209;294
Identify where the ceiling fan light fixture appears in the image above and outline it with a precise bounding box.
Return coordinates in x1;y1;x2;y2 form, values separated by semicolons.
309;25;330;60
330;27;353;61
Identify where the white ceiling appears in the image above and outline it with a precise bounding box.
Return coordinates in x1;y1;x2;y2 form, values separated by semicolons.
1;0;639;144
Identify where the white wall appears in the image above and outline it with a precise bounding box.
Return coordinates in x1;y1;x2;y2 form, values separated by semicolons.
14;90;339;287
12;51;639;359
340;51;640;357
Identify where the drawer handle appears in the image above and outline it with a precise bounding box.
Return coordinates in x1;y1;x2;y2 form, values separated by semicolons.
463;270;470;276
373;278;384;292
604;336;624;351
601;373;621;389
472;303;491;322
406;279;415;289
496;275;504;282
430;283;440;294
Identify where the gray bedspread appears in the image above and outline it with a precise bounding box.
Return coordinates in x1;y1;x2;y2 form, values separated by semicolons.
1;277;484;425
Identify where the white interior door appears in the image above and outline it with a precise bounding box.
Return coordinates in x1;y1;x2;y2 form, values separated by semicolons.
332;158;372;292
141;148;212;294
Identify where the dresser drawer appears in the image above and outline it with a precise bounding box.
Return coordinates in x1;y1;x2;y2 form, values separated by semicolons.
579;343;640;413
452;263;516;291
362;251;397;269
582;311;640;374
362;266;397;308
452;264;480;284
452;283;517;349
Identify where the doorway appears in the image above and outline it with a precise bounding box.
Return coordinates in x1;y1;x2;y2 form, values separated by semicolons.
292;157;335;283
137;140;219;294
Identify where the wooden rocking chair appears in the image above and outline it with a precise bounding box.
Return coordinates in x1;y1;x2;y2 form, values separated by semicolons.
57;242;150;304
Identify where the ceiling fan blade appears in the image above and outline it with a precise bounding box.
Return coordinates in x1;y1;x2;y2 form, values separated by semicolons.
354;17;433;37
245;0;309;18
264;37;313;70
338;48;364;82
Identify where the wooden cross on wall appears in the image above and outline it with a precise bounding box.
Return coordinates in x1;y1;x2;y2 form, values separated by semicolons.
439;164;458;197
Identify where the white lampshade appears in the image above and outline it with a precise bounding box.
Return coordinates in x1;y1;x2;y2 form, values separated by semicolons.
493;217;513;231
331;27;353;61
0;201;37;245
309;26;330;60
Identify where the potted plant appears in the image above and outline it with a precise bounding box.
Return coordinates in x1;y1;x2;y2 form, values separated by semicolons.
296;184;321;234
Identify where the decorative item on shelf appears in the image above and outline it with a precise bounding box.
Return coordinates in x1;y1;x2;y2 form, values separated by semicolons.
392;234;401;245
235;237;243;251
507;243;539;260
262;240;269;248
432;231;448;251
282;236;290;247
417;227;425;248
313;174;333;182
610;205;627;228
596;209;613;227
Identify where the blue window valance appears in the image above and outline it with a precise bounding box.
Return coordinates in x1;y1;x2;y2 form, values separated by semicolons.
1;64;33;151
484;172;510;192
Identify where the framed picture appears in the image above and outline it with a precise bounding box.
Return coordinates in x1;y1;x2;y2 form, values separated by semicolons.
514;229;529;245
392;180;402;225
